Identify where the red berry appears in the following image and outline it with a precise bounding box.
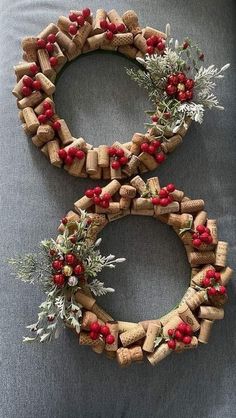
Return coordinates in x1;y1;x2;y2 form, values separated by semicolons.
115;148;124;158
177;72;186;83
151;197;160;205
38;114;47;124
65;155;73;166
159;189;169;198
32;80;41;90
164;112;171;119
47;33;56;43
43;100;52;111
74;264;84;276
140;142;149;153
202;277;211;287
185;90;193;100
146;46;154;55
68;147;77;158
47;315;55;322
102;193;112;202
61;217;68;225
93;196;101;205
105;334;115;345
89;331;98;340
100;325;110;337
146;37;154;47
29;64;39;75
119;156;128;166
152;140;161;149
157;41;165;51
70;236;77;244
94;186;102;196
21;86;32;97
117;23;126;33
100;20;108;30
49;56;58;67
206;235;213;244
108;147;116;156
167;339;176;350
22;75;33;87
69;12;78;22
52;260;63;271
200;232;210;243
85;189;94;198
111;160;120;170
206;269;215;279
90;321;101;333
199;53;204;61
184;324;193;335
159;198;169;207
69;24;78;35
77;15;85;26
166;84;177;96
44;108;54;119
65;254;77;265
76;150;85;160
101;199;110;208
148;145;155;155
177;91;186;102
166;183;175;193
82;8;91;18
208;287;217;296
155;152;166;164
168;329;174;337
177;322;188;334
192;238;202;248
53;274;65;286
168;74;178;85
214;272;221;282
37;38;46;49
185;79;194;89
52;121;61;131
183;335;192;345
219;286;226;295
150;35;160;46
46;42;54;53
106;30;114;41
58;149;67;160
196;225;205;234
192;233;199;240
151;115;159;122
183;41;189;49
108;23;117;33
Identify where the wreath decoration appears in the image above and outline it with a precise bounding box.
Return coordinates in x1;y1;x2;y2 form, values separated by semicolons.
12;7;229;180
9;176;233;367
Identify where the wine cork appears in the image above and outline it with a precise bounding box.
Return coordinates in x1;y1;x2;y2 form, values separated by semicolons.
89;165;102;180
91;339;105;354
215;241;228;267
186;290;207;311
22;123;31;136
119;197;131;210
122;10;141;35
32;135;45;148
130;175;147;195
37;23;58;40
191;264;215;286
159;309;179;326
109;33;133;47
14;62;38;79
122;155;140;176
22;107;39;134
34;98;54;115
37;49;54;79
95;202;120;214
105;350;116;360
56;31;77;55
92;9;106;35
107;209;130;222
198;319;214;344
185;244;194;264
110;161;122;180
154;202;180;216
105;321;119;351
97;145;109;167
74;195;93;211
142;26;166;39
57;119;73;145
91;303;113;323
118;45;138;59
139;319;161;332
86;150;98;174
65;157;86;177
161;135;182;153
189;251;215;266
112;141;132;159
37;124;55;143
162;315;182;337
174;229;192;246
102;179;121;196
178;304;200;331
175;336;198;352
220;266;234;286
85;33;106;51
21;37;38;62
58;210;80;232
193;210;208;230
116;347;132;367
52;42;67;67
107;9;124;26
132;198;152;211
129;346;144;362
138;152;159;171
130;133;146;155
176;117;192;137
12;77;25;100
47;140;62;167
169;189;184;202
179;287;197;306
117;321;138;333
147;343;171;366
206;219;218;245
145;177;160;196
120;324;146;347
102;167;111;180
191;267;200;278
119;185;136;199
75;291;96;310
143;323;161;353
133;34;147;54
81;311;97;330
167;213;193;229
41;144;49;158
73;21;92;49
57;16;72;33
17;91;43;110
79;332;95;346
35;72;55;95
198;306;224;320
180;200;205;214
131;208;154;217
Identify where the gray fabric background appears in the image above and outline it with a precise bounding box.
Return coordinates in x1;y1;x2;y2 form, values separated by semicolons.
0;1;236;417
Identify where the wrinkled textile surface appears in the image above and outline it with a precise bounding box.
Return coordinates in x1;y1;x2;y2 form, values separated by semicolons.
0;1;236;417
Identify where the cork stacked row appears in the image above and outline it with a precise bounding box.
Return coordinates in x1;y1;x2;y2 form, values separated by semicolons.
58;175;233;366
12;8;191;180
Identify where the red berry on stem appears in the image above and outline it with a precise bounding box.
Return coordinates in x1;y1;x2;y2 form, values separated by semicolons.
106;30;114;41
69;24;78;35
100;20;108;30
82;8;90;18
108;23;117;33
101;199;110;208
168;74;178;85
76;150;85;160
168;329;174;337
22;86;32;97
206;269;215;279
74;264;84;276
151;115;159;122
157;41;165;51
159;198;169;207
148;145;155;155
47;33;56;43
152;140;161;149
65;253;76;265
93;196;101;205
119;156;128;166
61;217;68;225
166;84;177;96
43;101;52;110
202;277;211;287
192;238;202;248
38;114;47;124
68;147;78;158
177;322;187;334
108;147;116;156
177;72;186;83
52;121;61;131
146;37;154;47
37;38;46;49
89;331;98;340
196;225;205;234
90;321;101;333
185;90;193;100
58;149;67;160
151;197;160;206
166;183;175;193
115;148;124;158
155;152;166;164
45;108;54;119
219;286;226;295
23;75;33;87
106;334;115;345
29;64;39;75
146;46;154;55
77;15;85;26
53;274;65;286
102;193;112;202
32;80;42;90
94;186;102;196
168;339;176;350
185;324;193;335
183;41;189;49
117;23;125;33
49;56;58;67
100;325;110;337
65;155;73;166
164;112;171;119
208;287;217;296
177;91;187;102
214;272;221;282
159;189;169;198
200;232;210;243
69;12;78;22
46;42;54;53
85;189;94;198
185;79;194;89
111;160;120;170
140;143;149;153
183;335;192;345
52;260;63;271
199;53;204;61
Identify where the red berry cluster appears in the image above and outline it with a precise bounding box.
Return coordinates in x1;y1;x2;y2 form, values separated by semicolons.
146;35;166;55
85;187;112;208
165;72;194;102
201;269;227;296
100;20;126;41
51;252;85;287
68;8;91;36
140;139;166;164
58;146;85;166
192;224;213;248
89;321;115;345
167;322;193;350
21;75;42;97
36;33;58;67
151;183;175;207
108;147;128;170
37;100;61;132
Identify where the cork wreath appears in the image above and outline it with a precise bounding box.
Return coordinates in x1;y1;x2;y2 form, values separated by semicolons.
12;7;229;180
9;176;233;366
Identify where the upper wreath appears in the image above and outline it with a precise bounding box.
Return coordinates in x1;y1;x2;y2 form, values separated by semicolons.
12;7;229;180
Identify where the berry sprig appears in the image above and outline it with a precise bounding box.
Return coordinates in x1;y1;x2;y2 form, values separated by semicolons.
85;187;112;208
21;75;42;97
167;322;193;350
36;33;58;67
51;251;85;287
68;8;91;35
100;20;126;41
89;321;115;345
201;269;227;296
165;72;194;102
58;145;85;166
151;183;175;207
37;100;62;132
146;35;166;55
108;147;129;170
140;139;166;164
192;224;213;248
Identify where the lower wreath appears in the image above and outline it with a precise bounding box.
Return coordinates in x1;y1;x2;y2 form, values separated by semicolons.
10;176;233;367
